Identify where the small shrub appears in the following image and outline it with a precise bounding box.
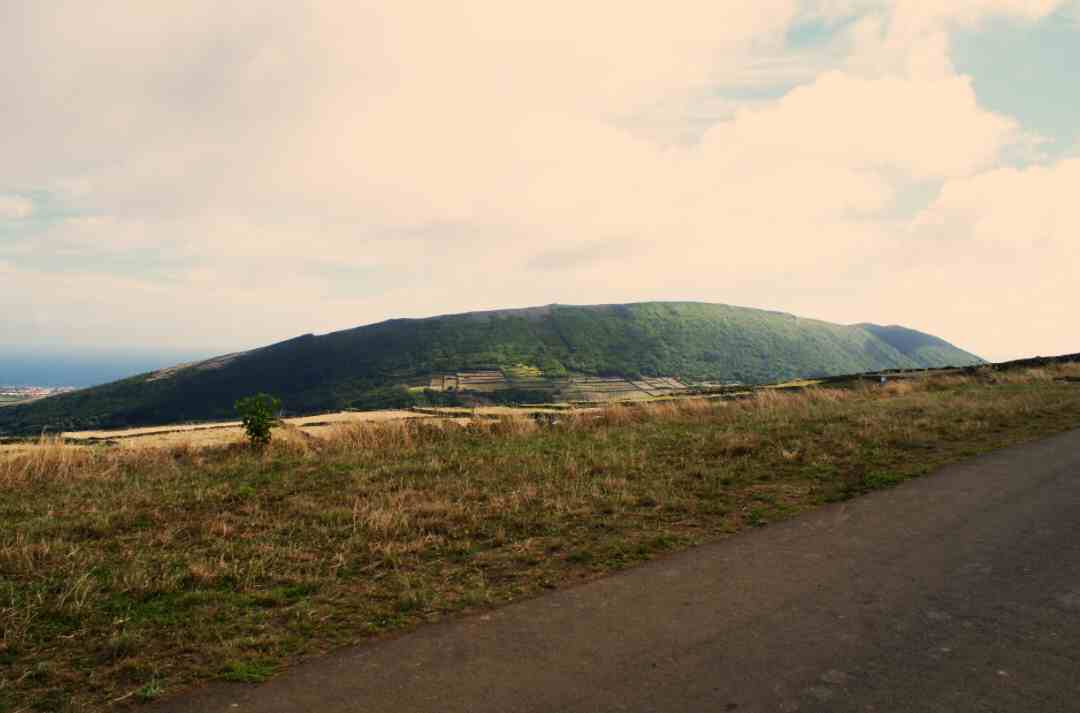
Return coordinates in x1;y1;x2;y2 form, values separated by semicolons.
234;394;281;447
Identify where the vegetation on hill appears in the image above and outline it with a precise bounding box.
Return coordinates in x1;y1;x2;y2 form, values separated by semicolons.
857;323;979;368
0;302;983;434
1;366;1078;711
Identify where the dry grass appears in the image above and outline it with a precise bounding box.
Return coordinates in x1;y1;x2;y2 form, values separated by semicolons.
2;366;1080;711
51;410;425;451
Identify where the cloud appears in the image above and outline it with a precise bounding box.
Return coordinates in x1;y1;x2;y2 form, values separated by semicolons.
819;0;1072;79
528;239;646;272
892;0;1067;29
860;157;1080;361
700;70;1019;180
0;195;33;220
0;1;1075;362
0;2;1024;234
912;158;1080;254
809;0;1068;26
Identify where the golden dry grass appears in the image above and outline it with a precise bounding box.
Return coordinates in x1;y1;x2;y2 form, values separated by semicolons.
37;409;427;452
1;365;1079;711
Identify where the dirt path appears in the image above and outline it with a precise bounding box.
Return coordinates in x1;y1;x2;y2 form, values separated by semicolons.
151;429;1080;712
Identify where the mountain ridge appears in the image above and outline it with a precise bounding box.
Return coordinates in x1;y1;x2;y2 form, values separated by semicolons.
0;301;983;434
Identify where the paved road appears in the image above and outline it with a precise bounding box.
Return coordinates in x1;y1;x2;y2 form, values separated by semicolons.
155;429;1080;713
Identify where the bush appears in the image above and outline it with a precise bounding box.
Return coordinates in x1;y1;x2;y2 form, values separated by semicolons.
235;393;281;447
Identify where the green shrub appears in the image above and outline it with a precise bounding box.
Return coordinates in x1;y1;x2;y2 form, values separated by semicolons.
234;393;281;447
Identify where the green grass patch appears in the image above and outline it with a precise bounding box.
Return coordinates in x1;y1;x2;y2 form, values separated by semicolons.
220;660;276;683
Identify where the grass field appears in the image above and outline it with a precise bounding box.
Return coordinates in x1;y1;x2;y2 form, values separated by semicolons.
2;365;1079;711
50;410;424;451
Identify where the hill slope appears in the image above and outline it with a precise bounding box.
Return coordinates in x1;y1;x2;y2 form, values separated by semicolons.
857;323;983;368
0;302;983;434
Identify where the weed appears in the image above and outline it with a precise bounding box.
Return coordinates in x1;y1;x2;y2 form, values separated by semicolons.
135;678;166;702
566;549;595;564
220;660;275;683
30;688;70;712
863;471;905;489
748;508;769;527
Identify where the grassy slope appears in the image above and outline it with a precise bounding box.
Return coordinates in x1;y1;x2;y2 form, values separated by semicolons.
0;303;983;434
1;366;1078;711
859;323;984;367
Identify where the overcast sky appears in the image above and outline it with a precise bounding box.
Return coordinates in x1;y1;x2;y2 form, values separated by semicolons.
2;1;1078;362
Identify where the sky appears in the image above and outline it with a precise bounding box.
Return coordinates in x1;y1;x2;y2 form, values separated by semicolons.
1;1;1078;365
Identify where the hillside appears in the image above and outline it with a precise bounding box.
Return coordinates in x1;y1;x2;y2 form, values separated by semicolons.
0;302;983;434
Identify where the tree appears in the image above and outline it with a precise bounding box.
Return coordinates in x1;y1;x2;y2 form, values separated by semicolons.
234;393;281;447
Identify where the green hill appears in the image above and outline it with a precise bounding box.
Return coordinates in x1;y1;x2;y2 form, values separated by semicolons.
857;323;982;368
0;302;983;434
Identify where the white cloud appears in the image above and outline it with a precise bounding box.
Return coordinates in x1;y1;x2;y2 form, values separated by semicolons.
0;195;33;220
0;1;1074;362
912;158;1080;253
864;158;1080;361
891;0;1066;29
819;0;1071;78
809;0;1068;26
700;69;1019;180
1068;0;1080;23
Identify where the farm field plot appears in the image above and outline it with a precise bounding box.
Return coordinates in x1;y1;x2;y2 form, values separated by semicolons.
411;404;588;418
561;376;686;401
425;371;503;393
64;421;242;440
423;371;688;402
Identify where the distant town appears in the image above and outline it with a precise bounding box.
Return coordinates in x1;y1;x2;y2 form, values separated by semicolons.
0;385;75;405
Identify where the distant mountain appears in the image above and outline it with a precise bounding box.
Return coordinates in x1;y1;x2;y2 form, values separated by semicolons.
0;302;983;434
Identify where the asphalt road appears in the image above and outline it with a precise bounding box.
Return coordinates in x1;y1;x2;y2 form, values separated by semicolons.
155;428;1080;713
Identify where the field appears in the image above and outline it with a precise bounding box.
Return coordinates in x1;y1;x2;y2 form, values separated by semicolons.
54;410;424;450
0;396;685;453
423;371;689;401
1;364;1079;711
